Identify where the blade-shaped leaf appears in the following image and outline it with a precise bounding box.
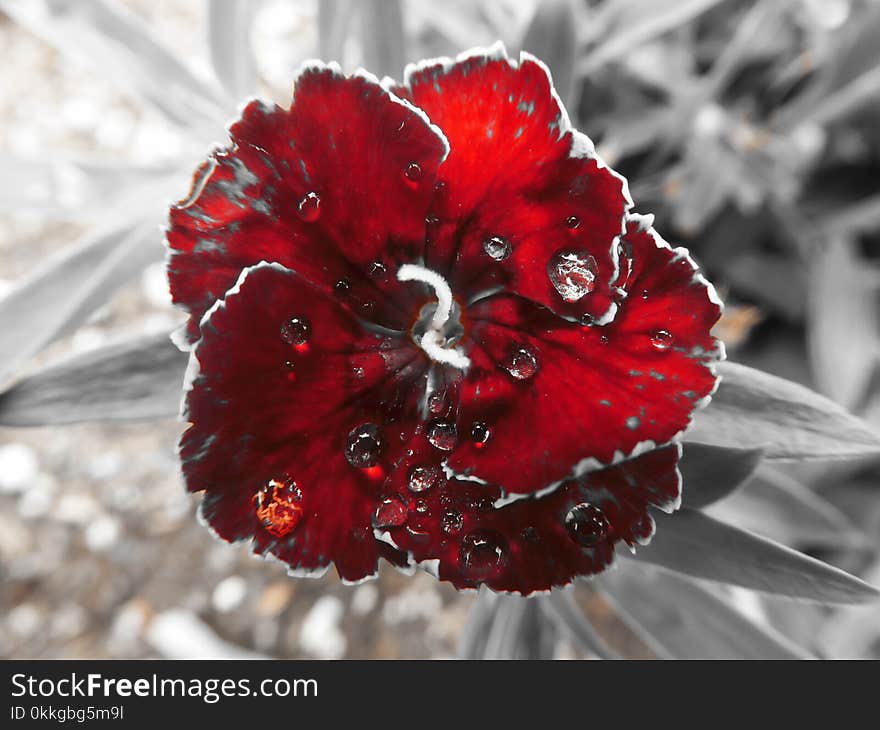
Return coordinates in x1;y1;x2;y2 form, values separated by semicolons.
520;0;578;110
359;0;405;80
599;561;812;659
680;442;764;509
632;507;880;604
207;0;258;101
538;590;620;659
807;237;880;411
0;219;163;388
706;466;867;549
0;0;228;128
687;361;880;459
0;333;186;426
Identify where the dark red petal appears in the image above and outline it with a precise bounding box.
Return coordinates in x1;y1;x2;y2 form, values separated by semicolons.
382;444;680;594
440;215;722;495
181;262;428;582
390;44;628;323
167;66;448;345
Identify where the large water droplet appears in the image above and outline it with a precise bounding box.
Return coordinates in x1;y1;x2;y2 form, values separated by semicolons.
482;235;512;261
280;316;311;347
404;162;422;183
408;465;440;493
470;421;491;448
503;346;538;380
650;329;673;351
373;495;407;528
459;530;508;580
254;477;303;538
564;503;609;547
441;509;463;535
344;423;382;468
427;421;457;451
548;248;598;302
297;191;321;222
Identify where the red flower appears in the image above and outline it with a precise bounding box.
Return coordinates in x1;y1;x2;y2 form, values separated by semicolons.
167;45;723;593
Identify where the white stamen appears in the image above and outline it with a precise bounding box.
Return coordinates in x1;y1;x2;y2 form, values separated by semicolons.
397;264;471;369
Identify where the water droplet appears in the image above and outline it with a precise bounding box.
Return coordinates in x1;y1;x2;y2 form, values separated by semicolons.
368;260;387;279
254;477;303;538
565;215;581;229
427;391;447;415
374;495;407;528
482;235;512;261
414;499;429;514
503;347;538;381
441;509;463;535
470;422;491;448
579;313;594;326
353;366;365;379
459;530;508;580
600;334;609;344
282;360;297;381
408;465;440;493
280;316;311;346
548;248;598;302
297;192;321;222
344;423;382;468
334;279;352;297
520;526;539;542
404;162;422;183
427;420;457;451
564;503;609;547
651;329;673;351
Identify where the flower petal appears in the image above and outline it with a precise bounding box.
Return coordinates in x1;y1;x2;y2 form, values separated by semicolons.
381;444;680;594
390;44;629;323
181;262;427;582
442;214;722;495
167;65;449;345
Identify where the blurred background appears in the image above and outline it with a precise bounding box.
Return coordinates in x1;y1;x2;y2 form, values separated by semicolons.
1;0;879;659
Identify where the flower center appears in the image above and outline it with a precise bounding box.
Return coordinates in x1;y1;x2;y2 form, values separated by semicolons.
398;264;471;369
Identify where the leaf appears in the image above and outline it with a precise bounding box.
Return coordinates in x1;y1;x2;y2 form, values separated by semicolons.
807;237;880;411
359;0;405;80
705;466;867;549
0;220;163;388
538;590;620;659
207;0;258;101
579;0;727;74
0;0;228;128
520;0;578;110
632;507;880;604
0;333;187;426
679;442;764;509
687;361;880;460
599;561;812;659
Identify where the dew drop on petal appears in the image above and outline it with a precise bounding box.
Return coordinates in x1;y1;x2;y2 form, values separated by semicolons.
427;391;447;416
404;162;422;183
427;420;457;451
564;503;610;547
254;477;304;538
408;465;440;493
441;509;463;535
503;346;538;381
548;248;598;302
565;215;581;229
280;316;311;346
297;191;321;222
344;423;382;468
470;421;491;448
459;530;508;580
282;360;297;381
482;235;512;261
520;526;539;543
369;260;387;279
374;495;407;528
334;279;352;297
414;499;429;514
650;329;673;350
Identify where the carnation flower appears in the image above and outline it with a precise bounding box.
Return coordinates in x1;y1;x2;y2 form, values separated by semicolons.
167;44;722;594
